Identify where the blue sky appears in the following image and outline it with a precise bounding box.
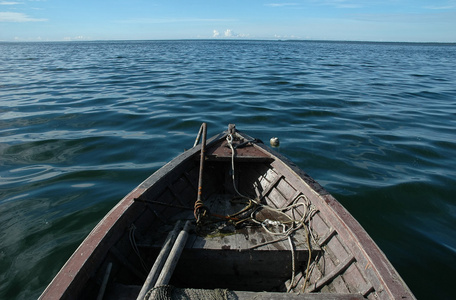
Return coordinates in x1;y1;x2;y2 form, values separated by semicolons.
1;0;455;42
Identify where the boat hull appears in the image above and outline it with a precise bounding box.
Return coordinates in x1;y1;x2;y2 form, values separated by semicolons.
39;125;415;300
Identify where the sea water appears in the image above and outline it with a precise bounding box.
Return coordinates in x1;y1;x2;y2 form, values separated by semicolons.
1;40;455;299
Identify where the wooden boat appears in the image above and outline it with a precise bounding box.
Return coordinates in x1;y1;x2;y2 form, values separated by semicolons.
39;124;415;300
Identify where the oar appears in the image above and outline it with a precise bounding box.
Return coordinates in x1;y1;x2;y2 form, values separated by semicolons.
136;220;182;300
154;220;192;287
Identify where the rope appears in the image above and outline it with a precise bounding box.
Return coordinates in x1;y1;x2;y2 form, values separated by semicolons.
206;131;319;293
236;195;316;293
226;134;251;200
134;198;193;211
287;234;295;293
193;200;209;224
256;196;319;293
302;220;312;292
129;224;148;273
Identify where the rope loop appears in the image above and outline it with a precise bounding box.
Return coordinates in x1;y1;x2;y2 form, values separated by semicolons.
194;200;209;224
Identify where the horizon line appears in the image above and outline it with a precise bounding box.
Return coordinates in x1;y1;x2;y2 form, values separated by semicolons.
1;38;455;44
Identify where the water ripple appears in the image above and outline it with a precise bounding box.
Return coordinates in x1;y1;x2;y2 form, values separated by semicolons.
1;40;456;299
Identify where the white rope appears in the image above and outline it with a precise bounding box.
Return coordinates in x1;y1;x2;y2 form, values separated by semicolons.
287;234;295;293
226;134;251;200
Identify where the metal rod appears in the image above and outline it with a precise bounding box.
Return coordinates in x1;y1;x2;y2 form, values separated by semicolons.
197;122;207;205
193;123;208;223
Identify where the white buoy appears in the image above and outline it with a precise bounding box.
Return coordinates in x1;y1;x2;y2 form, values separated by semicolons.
270;137;280;147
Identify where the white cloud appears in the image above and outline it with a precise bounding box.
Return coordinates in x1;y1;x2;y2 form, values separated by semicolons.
63;35;86;41
213;29;220;37
0;12;47;22
0;1;23;4
221;29;249;38
274;34;300;39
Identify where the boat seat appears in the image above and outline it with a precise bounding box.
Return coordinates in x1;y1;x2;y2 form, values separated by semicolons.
234;291;365;299
204;139;274;162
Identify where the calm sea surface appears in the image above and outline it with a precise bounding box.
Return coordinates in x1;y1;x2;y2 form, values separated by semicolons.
1;40;455;299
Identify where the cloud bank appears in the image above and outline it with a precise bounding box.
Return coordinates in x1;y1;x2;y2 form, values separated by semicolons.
0;2;23;5
0;12;47;22
213;29;249;38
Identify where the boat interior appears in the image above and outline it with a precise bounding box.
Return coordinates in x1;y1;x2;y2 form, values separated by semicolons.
79;133;383;299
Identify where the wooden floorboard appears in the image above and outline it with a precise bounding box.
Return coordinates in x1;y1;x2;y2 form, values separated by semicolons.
234;291;365;299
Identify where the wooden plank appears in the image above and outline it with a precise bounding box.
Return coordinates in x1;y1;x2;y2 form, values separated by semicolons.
205;139;273;161
200;232;229;250
234;227;250;251
233;291;365;300
342;262;374;297
275;177;299;207
268;186;289;209
318;228;337;247
246;225;271;251
292;226;320;252
174;249;309;291
259;174;283;203
257;167;278;196
306;256;356;293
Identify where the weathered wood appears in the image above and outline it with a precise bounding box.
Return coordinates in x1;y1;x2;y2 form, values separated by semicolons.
205;139;273;162
259;173;283;204
307;256;356;293
234;291;365;299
